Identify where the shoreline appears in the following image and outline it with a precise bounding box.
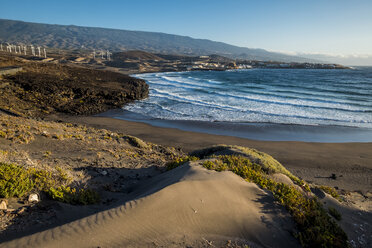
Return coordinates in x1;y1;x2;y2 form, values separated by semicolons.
54;114;372;193
98;109;372;143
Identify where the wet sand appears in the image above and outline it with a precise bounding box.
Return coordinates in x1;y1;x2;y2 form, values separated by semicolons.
99;109;372;143
56;114;372;193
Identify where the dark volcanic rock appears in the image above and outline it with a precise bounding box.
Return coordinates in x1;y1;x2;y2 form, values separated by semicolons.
4;63;148;115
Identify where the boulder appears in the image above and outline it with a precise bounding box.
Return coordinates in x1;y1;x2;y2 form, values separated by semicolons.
28;193;39;203
0;200;7;210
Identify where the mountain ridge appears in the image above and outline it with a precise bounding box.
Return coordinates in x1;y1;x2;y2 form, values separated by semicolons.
0;18;317;63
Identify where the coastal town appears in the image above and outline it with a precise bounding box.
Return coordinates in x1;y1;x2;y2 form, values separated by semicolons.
103;51;350;72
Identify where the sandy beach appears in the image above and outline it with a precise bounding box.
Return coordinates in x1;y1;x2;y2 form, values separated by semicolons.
56;114;372;194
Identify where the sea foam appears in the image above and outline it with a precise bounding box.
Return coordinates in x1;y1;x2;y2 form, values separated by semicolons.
128;68;372;128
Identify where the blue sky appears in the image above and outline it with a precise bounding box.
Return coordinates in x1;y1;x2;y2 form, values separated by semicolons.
1;0;371;56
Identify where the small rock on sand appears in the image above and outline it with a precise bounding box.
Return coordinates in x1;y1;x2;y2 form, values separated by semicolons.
0;200;7;210
17;207;26;215
28;193;39;203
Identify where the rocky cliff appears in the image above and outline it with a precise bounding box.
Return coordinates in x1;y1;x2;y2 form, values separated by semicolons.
1;62;148;116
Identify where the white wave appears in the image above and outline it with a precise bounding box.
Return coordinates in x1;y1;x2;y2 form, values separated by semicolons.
127;70;372;128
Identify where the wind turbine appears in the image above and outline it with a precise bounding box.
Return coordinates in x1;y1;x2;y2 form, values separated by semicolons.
31;45;35;56
106;50;112;61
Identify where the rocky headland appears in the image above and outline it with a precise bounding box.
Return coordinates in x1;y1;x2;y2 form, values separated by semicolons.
0;54;148;117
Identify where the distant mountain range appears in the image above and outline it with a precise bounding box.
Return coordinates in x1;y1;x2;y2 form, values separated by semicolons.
0;19;318;63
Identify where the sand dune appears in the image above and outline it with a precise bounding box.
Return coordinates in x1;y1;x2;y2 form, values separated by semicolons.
1;163;299;248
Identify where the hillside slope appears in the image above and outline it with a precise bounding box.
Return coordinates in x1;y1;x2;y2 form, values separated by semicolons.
0;19;315;62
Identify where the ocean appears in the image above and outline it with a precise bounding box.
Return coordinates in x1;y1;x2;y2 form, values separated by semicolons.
101;67;372;142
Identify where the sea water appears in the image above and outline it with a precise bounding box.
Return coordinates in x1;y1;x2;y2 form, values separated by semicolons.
102;67;372;142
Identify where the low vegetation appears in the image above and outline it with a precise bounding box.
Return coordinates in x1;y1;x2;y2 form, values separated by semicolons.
49;186;100;205
124;135;149;149
191;145;310;191
328;206;342;221
168;153;348;248
0;163;34;198
0;114;182;170
166;156;199;170
0;121;34;144
0;162;99;205
0;114;184;208
318;185;342;201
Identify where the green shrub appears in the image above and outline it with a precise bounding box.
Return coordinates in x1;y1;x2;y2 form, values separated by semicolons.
192;145;309;190
123;135;148;148
0;162;34;198
0;162;99;205
166;156;199;170
193;145;293;175
31;169;56;191
48;186;100;205
318;186;341;201
77;188;101;205
48;186;70;202
55;166;72;184
291;177;311;192
201;160;228;171
0;131;6;138
328;207;342;221
30;166;71;191
201;156;348;248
